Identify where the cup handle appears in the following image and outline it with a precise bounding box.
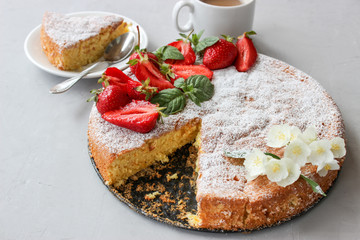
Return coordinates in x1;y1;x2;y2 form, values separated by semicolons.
172;0;194;32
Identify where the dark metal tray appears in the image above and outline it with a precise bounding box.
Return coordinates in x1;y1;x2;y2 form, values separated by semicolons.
90;143;337;233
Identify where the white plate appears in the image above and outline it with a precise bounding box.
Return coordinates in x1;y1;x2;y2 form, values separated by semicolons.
24;11;148;78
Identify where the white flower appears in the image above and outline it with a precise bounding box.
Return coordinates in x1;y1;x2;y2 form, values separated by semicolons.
244;149;269;181
284;138;311;166
308;140;334;165
289;126;301;142
267;124;291;148
317;158;340;177
264;158;288;182
329;137;346;158
300;125;318;144
276;157;301;187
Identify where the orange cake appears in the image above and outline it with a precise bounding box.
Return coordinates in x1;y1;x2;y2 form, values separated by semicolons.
88;54;345;231
40;12;128;70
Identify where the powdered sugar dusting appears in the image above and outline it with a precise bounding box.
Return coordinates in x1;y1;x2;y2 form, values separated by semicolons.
42;12;123;50
88;54;344;200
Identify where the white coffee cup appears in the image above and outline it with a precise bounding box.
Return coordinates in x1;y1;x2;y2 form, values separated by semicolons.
173;0;255;38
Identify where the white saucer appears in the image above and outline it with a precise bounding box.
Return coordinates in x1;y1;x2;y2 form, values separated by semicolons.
24;11;149;79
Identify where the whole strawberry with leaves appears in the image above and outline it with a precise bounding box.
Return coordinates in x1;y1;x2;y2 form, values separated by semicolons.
203;35;238;70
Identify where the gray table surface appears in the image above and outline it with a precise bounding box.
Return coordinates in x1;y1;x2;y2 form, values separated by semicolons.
1;0;359;239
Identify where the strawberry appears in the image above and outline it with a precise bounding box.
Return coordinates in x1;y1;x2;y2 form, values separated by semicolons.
129;51;174;91
88;85;131;115
234;31;258;72
203;36;238;70
170;64;213;82
98;67;131;89
127;78;158;100
165;40;196;65
102;100;161;133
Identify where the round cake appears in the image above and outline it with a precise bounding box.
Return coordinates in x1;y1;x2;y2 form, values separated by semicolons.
88;54;345;231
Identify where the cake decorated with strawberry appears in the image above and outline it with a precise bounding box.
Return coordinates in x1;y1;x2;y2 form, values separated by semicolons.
87;31;346;231
41;12;128;70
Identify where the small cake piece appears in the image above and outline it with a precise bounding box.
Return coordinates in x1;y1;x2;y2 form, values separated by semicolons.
40;12;128;70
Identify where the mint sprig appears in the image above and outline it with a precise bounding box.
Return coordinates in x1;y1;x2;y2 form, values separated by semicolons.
151;75;214;114
175;75;214;106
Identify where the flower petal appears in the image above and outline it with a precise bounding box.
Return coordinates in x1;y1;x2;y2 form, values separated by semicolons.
308;139;333;165
264;159;288;182
267;124;291;148
330;137;346;158
284;138;311;166
276;157;301;187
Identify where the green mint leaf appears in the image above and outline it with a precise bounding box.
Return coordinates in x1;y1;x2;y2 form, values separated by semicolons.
195;36;219;53
173;78;186;89
264;152;281;160
186;75;214;103
301;175;327;197
187;92;201;107
155;45;184;61
150;88;186;115
223;150;251;159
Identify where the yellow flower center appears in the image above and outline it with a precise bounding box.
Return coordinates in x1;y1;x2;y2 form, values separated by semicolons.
272;163;280;173
331;143;340;151
254;157;262;166
317;146;325;154
292;146;302;156
278;133;286;141
325;164;331;171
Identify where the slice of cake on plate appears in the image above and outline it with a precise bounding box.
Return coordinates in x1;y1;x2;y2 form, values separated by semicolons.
40;12;128;70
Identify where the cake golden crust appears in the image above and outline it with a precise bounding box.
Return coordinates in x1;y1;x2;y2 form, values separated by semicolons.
87;54;345;231
40;12;128;70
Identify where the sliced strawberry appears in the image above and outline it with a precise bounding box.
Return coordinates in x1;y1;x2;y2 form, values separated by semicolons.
165;40;196;65
89;85;131;115
98;67;131;90
102;100;159;133
203;37;238;70
235;31;258;72
127;78;158;100
170;64;213;82
104;67;133;82
129;51;174;91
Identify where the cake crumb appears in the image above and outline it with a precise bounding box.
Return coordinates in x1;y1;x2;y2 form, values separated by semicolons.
145;191;161;201
186;213;202;227
166;173;178;182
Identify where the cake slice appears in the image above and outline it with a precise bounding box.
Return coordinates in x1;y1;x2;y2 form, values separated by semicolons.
40;12;128;70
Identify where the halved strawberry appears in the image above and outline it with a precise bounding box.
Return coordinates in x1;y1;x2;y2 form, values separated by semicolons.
98;67;131;89
234;31;258;72
129;51;174;91
203;36;238;70
88;85;131;115
127;78;158;101
102;100;160;133
170;64;213;82
165;40;196;65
